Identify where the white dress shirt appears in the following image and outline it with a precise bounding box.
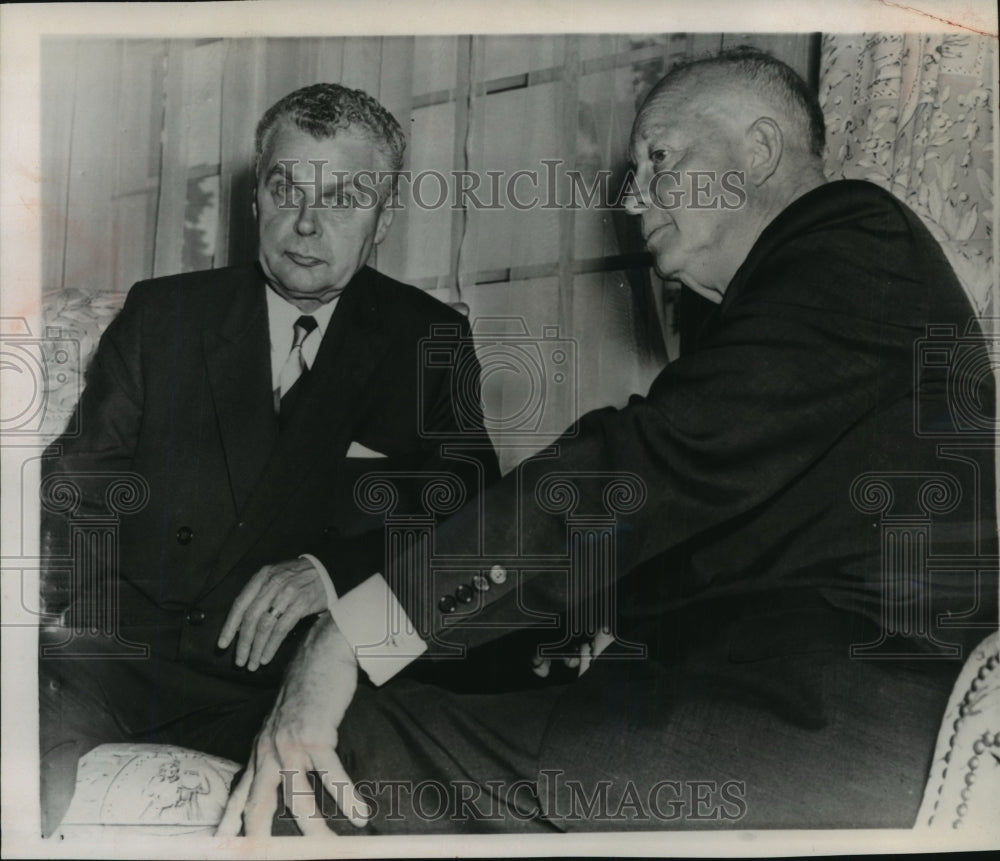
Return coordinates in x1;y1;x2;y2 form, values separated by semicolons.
265;285;339;389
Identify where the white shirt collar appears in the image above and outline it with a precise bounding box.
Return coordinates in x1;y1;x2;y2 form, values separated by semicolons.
265;285;340;389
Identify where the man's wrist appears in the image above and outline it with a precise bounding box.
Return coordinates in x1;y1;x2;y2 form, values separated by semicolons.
299;553;338;610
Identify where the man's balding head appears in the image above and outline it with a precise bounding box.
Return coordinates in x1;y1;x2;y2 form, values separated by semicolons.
644;46;826;160
625;47;827;301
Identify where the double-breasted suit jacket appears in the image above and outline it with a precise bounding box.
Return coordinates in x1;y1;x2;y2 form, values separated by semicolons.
42;262;499;728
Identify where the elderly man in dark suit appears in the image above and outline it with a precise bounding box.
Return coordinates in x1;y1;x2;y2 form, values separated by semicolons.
39;83;499;836
219;47;997;836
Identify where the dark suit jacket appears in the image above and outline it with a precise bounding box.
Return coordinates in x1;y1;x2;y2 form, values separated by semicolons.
385;181;997;684
42;263;499;720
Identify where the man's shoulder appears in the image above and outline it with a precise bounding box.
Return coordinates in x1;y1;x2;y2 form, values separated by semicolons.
760;180;924;260
770;179;947;269
122;264;260;317
128;264;258;298
361;266;470;331
729;179;965;322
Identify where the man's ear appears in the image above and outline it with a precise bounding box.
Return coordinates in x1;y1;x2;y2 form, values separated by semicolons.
251;184;258;221
746;117;783;186
373;201;394;246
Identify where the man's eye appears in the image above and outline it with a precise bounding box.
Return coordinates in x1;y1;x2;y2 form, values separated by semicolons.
650;149;668;165
324;193;354;209
270;181;299;206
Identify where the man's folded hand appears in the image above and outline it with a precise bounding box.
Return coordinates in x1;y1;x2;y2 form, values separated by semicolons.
217;558;328;671
216;613;369;837
531;628;615;679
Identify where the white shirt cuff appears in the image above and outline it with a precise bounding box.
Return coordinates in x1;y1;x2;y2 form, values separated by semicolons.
328;573;427;686
299;553;338;611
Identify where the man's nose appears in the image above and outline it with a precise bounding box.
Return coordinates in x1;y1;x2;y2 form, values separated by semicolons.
294;199;321;236
623;192;646;217
622;170;650;216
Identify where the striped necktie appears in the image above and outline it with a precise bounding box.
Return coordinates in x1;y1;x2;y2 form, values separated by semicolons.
275;315;318;413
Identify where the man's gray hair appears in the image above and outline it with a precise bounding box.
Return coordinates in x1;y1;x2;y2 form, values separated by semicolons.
652;46;826;158
255;83;406;175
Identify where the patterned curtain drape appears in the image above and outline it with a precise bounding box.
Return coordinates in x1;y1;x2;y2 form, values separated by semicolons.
819;33;995;318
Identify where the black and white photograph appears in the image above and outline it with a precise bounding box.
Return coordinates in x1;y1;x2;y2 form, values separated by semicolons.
1;1;998;856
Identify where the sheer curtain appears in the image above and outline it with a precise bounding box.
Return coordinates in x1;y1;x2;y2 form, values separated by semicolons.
819;33;996;320
40;34;816;457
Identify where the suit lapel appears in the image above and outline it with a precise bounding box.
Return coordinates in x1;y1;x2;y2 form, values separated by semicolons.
202;269;276;514
199;267;392;597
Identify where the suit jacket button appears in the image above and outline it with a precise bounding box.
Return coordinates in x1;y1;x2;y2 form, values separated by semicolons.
455;584;473;604
438;595;457;614
186;608;206;625
489;564;507;585
176;526;194;545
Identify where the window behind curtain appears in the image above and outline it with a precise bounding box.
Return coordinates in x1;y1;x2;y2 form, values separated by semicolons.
40;34;816;462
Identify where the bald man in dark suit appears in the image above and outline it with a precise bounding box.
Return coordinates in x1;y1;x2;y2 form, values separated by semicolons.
222;49;997;836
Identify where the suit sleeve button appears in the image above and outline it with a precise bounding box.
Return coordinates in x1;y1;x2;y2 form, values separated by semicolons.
186;608;206;625
176;526;194;545
489;564;507;585
455;584;473;603
438;595;457;614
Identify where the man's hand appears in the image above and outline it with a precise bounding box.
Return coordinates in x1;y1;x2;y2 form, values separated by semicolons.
531;628;615;679
216;613;369;837
218;558;328;671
